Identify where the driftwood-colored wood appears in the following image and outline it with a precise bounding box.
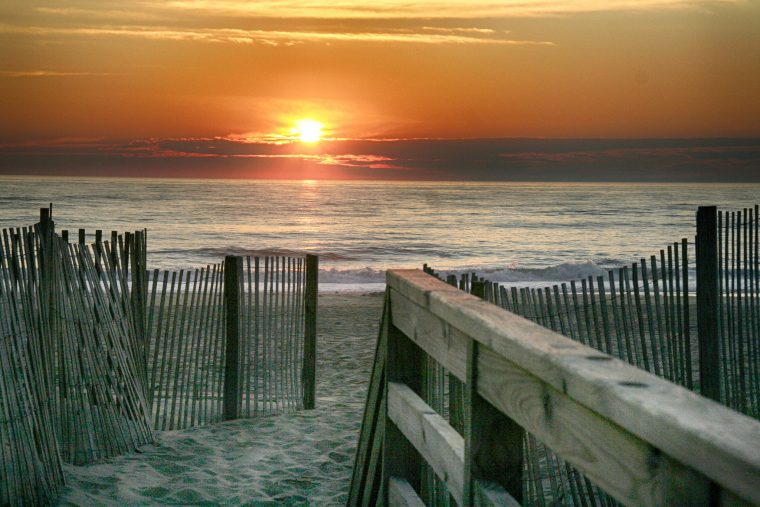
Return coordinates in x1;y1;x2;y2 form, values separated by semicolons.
383;297;425;504
388;477;426;507
388;381;465;504
347;292;389;507
463;335;523;506
464;283;523;506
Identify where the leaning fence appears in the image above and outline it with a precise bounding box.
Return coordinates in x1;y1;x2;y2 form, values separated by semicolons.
423;205;760;418
714;206;760;415
0;217;152;504
0;206;318;506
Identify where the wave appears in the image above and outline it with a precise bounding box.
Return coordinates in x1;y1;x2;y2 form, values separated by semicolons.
155;247;353;262
142;259;699;289
316;260;628;285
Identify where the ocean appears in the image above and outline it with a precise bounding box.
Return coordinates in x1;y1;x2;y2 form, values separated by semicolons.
1;176;757;291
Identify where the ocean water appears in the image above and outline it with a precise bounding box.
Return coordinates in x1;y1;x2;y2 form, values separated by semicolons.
1;176;757;290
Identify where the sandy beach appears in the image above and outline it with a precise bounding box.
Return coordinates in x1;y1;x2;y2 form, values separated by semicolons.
55;291;385;506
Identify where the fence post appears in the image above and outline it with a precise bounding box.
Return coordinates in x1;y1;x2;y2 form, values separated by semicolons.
223;255;243;420
131;230;148;387
303;254;318;409
471;280;486;300
696;206;720;401
464;283;524;505
37;206;55;289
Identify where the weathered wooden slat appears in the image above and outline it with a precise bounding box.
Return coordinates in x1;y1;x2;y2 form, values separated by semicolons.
388;381;465;505
464;335;524;506
697;206;721;401
302;254;317;410
388;477;426;507
383;302;425;503
389;290;468;381
347;292;388;507
224;256;242;421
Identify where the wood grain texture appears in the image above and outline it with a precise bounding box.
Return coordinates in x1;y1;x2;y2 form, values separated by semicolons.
388;381;465;505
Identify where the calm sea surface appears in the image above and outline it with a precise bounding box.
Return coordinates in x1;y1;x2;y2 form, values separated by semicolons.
1;176;757;290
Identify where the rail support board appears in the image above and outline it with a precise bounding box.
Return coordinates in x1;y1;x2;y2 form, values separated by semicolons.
696;206;720;401
383;301;425;503
465;278;523;506
224;255;243;420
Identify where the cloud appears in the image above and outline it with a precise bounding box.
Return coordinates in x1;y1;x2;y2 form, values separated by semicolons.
2;136;759;181
158;0;745;18
0;23;552;46
0;70;117;77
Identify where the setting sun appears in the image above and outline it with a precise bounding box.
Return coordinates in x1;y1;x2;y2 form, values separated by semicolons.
293;119;323;143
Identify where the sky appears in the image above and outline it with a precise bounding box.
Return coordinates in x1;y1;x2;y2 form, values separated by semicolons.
1;0;759;180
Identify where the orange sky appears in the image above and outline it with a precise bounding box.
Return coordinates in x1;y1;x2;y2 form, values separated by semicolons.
1;1;759;180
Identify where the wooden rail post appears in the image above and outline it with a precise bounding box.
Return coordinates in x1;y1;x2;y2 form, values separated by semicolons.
464;281;523;506
471;280;486;299
223;255;243;420
383;302;424;503
302;254;318;409
38;207;54;272
696;206;720;401
131;230;148;385
39;207;52;238
37;206;55;282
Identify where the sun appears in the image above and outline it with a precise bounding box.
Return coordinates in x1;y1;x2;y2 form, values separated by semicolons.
293;119;323;143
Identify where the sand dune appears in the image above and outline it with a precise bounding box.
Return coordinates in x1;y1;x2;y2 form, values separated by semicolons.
56;291;384;506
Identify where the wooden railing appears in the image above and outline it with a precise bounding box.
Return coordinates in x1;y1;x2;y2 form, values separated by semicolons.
348;269;760;506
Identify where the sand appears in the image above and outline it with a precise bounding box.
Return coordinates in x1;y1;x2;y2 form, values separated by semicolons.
55;291;385;506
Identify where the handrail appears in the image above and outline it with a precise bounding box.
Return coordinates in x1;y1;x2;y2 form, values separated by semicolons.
348;269;760;506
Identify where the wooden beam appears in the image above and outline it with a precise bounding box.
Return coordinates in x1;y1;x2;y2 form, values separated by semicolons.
696;206;720;401
303;254;318;409
389;291;467;381
464;337;523;506
383;305;425;503
388;477;426;507
473;480;520;507
223;255;243;421
348;291;389;507
387;381;465;505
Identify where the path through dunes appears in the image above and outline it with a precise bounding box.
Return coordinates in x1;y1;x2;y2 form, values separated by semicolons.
56;292;384;506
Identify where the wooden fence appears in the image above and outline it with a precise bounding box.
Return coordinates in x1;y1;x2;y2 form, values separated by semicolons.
423;205;760;420
146;254;317;430
712;205;760;415
0;207;318;505
0;214;152;503
348;270;760;506
0;220;65;505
